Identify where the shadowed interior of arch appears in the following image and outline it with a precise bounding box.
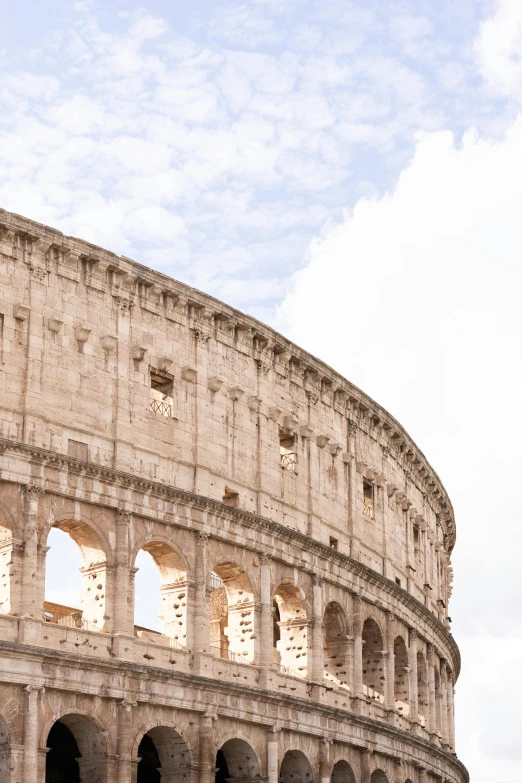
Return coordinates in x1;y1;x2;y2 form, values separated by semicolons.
137;725;190;783
209;562;255;663
215;738;260;783
0;712;11;783
394;636;410;716
370;770;389;783
323;601;350;690
273;583;308;676
331;760;356;783
134;542;188;647
279;749;313;783
44;521;107;632
362;619;385;702
45;713;106;783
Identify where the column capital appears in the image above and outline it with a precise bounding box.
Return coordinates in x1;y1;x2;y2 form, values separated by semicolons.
116;507;131;525
195;531;210;546
409;628;418;640
259;553;272;566
311;573;323;587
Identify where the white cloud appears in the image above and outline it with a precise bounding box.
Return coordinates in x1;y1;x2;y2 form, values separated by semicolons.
476;0;522;99
279;114;522;783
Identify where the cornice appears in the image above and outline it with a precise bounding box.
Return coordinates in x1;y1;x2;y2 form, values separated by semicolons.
0;208;456;552
0;437;460;678
0;639;468;783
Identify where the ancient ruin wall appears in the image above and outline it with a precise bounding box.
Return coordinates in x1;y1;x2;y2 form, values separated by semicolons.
0;209;466;783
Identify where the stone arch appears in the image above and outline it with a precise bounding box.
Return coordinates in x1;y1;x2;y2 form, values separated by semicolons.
362;618;385;701
44;518;109;631
0;711;11;783
323;601;350;690
135;724;191;782
280;750;313;783
331;759;356;783
133;540;189;646
0;505;16;615
417;651;428;726
273;583;309;676
44;712;108;783
215;738;261;783
370;770;389;783
210;561;255;663
393;636;410;716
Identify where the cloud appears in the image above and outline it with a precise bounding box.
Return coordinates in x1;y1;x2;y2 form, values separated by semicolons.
476;0;522;99
279;112;522;783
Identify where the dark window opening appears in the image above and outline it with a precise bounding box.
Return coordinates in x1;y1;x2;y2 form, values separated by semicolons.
363;480;374;518
413;525;420;558
395;577;401;587
280;430;297;472
329;537;338;550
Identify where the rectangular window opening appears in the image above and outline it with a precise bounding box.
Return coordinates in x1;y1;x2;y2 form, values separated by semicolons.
363;479;374;518
150;369;174;418
223;486;239;507
329;537;338;550
280;430;297;472
395;577;401;587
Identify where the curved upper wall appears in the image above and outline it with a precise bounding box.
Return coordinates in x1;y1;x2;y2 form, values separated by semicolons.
0;208;455;620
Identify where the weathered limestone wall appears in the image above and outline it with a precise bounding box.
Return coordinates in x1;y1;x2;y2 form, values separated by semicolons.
0;209;466;783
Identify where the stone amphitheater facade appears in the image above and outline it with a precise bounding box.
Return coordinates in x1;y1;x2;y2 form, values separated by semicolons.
0;208;467;783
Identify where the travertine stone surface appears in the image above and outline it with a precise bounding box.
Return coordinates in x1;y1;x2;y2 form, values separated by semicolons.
0;209;466;783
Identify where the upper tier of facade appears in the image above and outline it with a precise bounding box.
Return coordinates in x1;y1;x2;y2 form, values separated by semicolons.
0;208;455;624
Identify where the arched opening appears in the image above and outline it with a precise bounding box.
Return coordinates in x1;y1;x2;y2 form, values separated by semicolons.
393;636;410;716
134;542;188;648
331;760;356;783
279;750;313;783
215;739;260;783
44;521;107;631
45;714;107;783
0;512;14;615
417;652;428;726
0;713;11;783
209;563;255;663
370;771;389;783
362;619;385;702
137;726;190;783
323;602;350;690
273;584;308;676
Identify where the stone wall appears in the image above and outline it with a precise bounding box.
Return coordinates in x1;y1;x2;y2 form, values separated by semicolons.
0;209;466;783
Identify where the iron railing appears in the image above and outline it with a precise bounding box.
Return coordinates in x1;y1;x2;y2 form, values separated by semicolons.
150;397;174;418
44;612;100;633
210;644;250;664
280;452;297;471
278;663;305;679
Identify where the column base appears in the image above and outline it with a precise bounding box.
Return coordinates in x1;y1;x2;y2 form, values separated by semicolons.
111;633;135;661
193;651;214;677
18;617;41;645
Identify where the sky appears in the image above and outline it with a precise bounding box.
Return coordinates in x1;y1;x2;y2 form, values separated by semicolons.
2;0;521;780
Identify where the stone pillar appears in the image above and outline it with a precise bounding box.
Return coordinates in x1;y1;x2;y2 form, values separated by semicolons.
409;629;419;724
117;699;136;783
198;712;216;783
258;554;273;687
112;509;134;660
440;661;449;747
311;575;324;684
385;613;395;713
446;665;456;751
20;486;44;643
418;768;427;783
319;738;331;783
360;749;372;783
266;727;278;783
23;685;43;783
347;421;359;559
427;644;436;738
193;532;212;676
353;595;364;699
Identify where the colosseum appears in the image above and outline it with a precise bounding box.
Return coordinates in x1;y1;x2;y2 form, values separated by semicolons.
0;208;467;783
